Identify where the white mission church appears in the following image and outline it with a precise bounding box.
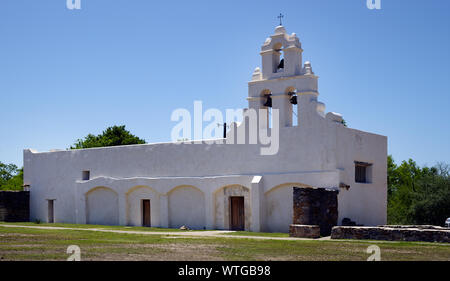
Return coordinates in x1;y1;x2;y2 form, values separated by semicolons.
24;25;387;233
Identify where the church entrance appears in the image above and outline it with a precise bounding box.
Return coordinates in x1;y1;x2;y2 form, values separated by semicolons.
142;199;151;227
229;196;245;230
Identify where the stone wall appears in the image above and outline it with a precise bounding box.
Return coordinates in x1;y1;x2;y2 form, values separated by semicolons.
289;224;320;238
0;191;30;222
331;226;450;243
292;187;338;236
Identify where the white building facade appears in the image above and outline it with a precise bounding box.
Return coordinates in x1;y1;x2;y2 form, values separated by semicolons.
24;26;387;232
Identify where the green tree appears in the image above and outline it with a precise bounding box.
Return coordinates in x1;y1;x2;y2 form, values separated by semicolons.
387;156;450;225
387;155;399;197
409;163;450;225
1;168;23;191
70;125;146;149
0;162;18;186
0;162;23;191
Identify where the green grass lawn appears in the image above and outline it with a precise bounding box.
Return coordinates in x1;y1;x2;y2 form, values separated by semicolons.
0;223;449;261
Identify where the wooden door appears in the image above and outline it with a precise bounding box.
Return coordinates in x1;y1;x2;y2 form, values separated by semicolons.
230;197;244;230
142;199;151;227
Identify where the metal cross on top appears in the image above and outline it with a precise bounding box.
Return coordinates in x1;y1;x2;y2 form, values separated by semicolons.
277;13;284;26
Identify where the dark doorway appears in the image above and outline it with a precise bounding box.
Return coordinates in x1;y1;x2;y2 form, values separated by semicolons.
230;196;245;230
142;199;151;227
47;200;54;223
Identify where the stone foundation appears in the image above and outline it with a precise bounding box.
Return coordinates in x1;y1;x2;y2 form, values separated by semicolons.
293;187;338;236
289;224;320;238
0;191;30;222
331;226;450;243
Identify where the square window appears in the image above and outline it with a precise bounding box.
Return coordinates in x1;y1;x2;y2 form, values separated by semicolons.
82;170;90;181
355;162;372;183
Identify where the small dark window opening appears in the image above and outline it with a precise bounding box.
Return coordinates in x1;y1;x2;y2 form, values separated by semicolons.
82;170;90;181
48;199;55;223
355;162;372;183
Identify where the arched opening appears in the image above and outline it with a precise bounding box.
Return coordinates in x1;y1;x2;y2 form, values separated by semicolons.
261;89;272;129
126;185;160;227
272;42;284;73
286;87;298;127
168;185;205;230
85;186;119;226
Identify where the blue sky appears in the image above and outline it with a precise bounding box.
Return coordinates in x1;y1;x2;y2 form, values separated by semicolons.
0;0;449;167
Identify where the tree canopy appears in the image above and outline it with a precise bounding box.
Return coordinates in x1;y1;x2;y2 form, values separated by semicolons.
387;155;450;226
0;162;23;191
70;125;146;149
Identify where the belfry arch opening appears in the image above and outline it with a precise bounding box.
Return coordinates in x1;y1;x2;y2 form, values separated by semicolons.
286;87;298;127
261;89;272;128
273;43;284;73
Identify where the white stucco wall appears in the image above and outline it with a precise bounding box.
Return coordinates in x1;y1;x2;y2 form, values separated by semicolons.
168;186;205;229
86;187;119;225
24;121;386;231
126;186;160;227
335;126;388;226
264;185;292;233
263;183;314;233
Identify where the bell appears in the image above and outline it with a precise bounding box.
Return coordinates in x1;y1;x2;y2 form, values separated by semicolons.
277;58;284;69
263;95;272;107
290;95;297;105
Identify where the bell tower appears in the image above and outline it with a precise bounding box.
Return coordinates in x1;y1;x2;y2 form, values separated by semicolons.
247;25;320;129
260;25;303;79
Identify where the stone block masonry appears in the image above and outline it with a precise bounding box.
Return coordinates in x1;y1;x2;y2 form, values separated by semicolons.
0;191;30;222
292;187;339;236
289;224;320;238
331;225;450;243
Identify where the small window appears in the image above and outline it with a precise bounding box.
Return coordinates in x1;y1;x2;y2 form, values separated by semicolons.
82;170;90;181
355;162;372;183
47;199;55;223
